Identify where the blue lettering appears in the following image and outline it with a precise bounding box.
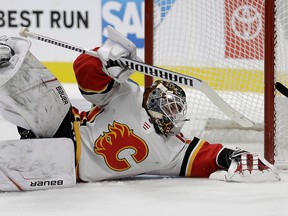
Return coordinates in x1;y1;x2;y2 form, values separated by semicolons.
101;0;144;48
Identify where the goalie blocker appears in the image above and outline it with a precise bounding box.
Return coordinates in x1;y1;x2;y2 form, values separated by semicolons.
0;138;76;192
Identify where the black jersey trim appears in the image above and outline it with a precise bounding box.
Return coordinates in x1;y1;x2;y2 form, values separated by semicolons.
179;137;200;176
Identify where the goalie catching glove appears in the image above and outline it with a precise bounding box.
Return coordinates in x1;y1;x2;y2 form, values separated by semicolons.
210;148;281;182
97;26;142;83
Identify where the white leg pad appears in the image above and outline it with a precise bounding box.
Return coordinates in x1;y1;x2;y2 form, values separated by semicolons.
0;37;31;87
0;37;71;137
0;138;76;192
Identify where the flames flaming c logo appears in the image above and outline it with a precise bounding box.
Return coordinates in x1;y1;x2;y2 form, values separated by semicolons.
94;121;149;171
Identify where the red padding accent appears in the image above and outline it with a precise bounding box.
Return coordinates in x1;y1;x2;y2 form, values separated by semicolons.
73;47;112;93
191;143;224;177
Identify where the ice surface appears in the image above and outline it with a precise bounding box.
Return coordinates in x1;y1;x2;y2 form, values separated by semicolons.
0;84;287;216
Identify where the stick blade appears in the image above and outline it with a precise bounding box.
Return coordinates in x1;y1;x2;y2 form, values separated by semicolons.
275;82;288;98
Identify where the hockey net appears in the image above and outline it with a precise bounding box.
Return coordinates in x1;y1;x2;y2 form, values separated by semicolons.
145;0;288;167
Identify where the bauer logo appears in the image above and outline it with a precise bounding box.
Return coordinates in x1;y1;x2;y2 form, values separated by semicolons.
101;0;144;48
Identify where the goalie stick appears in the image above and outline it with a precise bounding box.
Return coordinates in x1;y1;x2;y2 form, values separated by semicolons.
19;27;255;128
275;82;288;98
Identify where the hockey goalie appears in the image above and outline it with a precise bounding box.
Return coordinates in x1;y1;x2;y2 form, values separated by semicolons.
0;27;280;192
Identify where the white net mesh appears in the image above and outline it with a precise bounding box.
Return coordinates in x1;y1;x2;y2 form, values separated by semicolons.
274;0;288;166
151;0;288;164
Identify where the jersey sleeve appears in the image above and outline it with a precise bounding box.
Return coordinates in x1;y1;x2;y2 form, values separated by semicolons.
73;47;114;94
73;48;121;106
178;137;223;177
150;135;225;178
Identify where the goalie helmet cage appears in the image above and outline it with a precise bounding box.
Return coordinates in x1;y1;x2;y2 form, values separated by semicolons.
144;0;288;167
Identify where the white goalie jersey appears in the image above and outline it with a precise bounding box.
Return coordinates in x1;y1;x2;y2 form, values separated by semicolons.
74;79;193;181
73;48;280;183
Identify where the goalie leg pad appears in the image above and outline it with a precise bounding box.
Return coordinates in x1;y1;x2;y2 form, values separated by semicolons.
0;38;71;137
0;138;76;192
0;37;31;87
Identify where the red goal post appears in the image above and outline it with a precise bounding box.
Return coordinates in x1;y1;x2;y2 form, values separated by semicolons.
144;0;288;166
264;0;275;164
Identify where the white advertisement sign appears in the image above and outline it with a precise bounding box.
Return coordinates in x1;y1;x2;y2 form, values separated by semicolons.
0;0;145;62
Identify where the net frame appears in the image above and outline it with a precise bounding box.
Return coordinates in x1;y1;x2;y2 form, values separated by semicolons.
264;0;275;163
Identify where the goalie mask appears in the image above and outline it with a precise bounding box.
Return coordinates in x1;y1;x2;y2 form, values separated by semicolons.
143;80;189;136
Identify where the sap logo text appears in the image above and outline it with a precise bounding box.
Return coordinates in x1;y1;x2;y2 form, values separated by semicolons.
102;0;144;48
